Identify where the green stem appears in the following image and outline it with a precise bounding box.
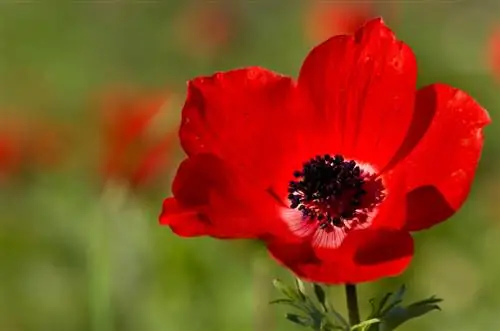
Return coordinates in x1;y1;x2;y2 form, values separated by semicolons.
88;195;113;331
252;254;273;331
345;284;360;326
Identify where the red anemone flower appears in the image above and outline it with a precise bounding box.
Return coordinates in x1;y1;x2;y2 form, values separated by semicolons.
305;1;376;43
488;26;500;81
0;117;67;180
173;2;233;59
27;122;69;168
0;132;22;178
160;18;490;283
100;89;175;188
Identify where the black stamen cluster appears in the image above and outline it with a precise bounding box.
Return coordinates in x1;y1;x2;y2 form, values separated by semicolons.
288;154;367;228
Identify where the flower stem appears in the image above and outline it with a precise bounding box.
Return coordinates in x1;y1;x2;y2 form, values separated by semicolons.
345;284;360;326
87;205;112;331
252;254;273;331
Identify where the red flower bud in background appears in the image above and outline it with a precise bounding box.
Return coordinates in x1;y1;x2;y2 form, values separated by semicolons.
488;25;500;82
305;1;377;43
0;131;22;179
99;88;176;189
160;19;490;284
0;115;67;181
173;2;234;60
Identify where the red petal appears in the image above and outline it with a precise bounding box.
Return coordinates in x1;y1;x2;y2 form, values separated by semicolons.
370;167;407;230
160;198;210;237
180;67;310;189
392;84;490;231
343;229;413;283
267;229;413;284
101;89;167;146
305;2;375;43
131;131;176;187
160;153;292;239
174;2;232;58
488;26;500;82
0;135;22;176
298;18;417;170
99;88;170;186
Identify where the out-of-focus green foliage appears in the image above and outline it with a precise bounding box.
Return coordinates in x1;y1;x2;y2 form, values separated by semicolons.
1;1;500;330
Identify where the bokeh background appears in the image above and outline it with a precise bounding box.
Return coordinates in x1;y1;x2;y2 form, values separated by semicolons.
1;0;500;330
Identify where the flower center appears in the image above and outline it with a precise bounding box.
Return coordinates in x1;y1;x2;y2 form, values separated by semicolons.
287;154;385;232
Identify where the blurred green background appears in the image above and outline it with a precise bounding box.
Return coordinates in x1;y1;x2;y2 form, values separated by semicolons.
1;0;500;330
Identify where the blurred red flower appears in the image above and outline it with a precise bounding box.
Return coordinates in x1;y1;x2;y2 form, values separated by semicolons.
174;2;234;59
0;116;67;180
0;133;22;178
488;26;500;81
305;1;376;43
160;19;490;283
99;88;176;189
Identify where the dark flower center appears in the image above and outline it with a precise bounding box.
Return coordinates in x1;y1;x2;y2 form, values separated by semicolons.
287;154;385;232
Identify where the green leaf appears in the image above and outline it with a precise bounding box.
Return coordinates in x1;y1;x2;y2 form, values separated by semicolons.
270;298;294;305
272;279;350;331
310;284;348;328
368;285;406;319
273;279;303;302
320;319;348;331
351;318;381;331
368;293;390;318
407;296;443;309
270;298;307;312
385;285;406;309
313;284;328;312
286;313;313;327
296;278;307;301
380;285;406;316
330;310;350;330
365;285;443;331
379;296;443;331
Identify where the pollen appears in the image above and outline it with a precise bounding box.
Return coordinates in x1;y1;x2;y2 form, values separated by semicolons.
287;154;385;232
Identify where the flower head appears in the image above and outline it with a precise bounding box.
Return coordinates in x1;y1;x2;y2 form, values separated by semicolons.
173;2;234;60
305;1;376;43
0;116;67;181
0;132;22;179
160;18;490;283
488;25;500;81
99;88;175;188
